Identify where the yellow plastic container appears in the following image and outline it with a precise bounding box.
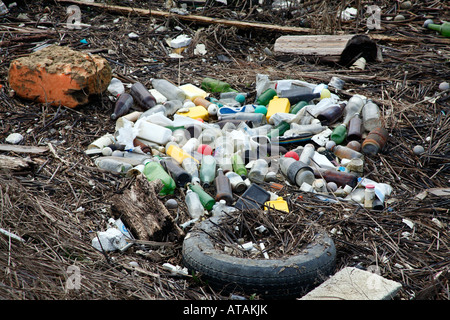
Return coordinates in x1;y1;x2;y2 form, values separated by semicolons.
264;197;289;213
266;96;290;122
179;84;208;101
176;106;209;121
166;144;199;165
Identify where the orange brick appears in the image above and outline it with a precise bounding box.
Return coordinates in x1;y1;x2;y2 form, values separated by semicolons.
8;45;111;108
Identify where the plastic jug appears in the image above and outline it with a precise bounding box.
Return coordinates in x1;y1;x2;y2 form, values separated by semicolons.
143;160;176;196
176;106;209;121
179;83;208;101
136;121;173;145
266;96;290;122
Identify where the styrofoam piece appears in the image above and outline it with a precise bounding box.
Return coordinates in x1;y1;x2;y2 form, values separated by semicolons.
300;267;402;300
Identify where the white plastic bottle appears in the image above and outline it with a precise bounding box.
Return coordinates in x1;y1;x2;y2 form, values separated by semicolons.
136;121;174;145
185;190;204;220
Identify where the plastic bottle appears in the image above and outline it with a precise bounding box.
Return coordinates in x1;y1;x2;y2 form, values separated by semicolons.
161;159;191;187
143;160;176;196
214;168;233;205
213;135;234;172
256;88;277;106
317;103;346;126
307;98;334;118
111;93;133;120
225;171;247;193
188;182;216;211
342;95;365;125
314;168;358;188
130;82;157;110
185;190;204;220
95;157;133;173
364;184;375;209
347;113;362;141
199;155;217;187
278;87;320;105
163;100;183;116
328;142;364;160
167;144;198;164
182;138;200;154
279;157;315;188
182;157;201;184
330;124;347;145
267;121;290;139
248;159;268;183
136;121;173;146
107;78;125;97
299;143;315;165
232;153;247;177
201;77;237;93
212;199;237;216
218;112;266;126
289;100;308;114
362;127;389;155
198;127;222;147
151;78;186;102
362;99;381;132
423;20;450;37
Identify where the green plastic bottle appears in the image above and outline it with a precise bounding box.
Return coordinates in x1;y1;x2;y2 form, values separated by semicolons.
256;88;277;106
289;100;308;114
143;161;176;196
201;77;238;93
330;124;347;145
267;121;290;139
188;182;216;211
424;20;450;37
232;153;247;177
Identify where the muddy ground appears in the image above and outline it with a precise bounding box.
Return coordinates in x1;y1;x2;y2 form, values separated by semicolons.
0;0;449;301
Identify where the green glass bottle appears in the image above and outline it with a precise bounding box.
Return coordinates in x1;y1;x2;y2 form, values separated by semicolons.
201;77;238;93
267;121;290;139
330;124;347;145
256;88;277;106
424;20;450;37
232;153;247;177
143;161;176;196
289;100;308;114
188;182;216;211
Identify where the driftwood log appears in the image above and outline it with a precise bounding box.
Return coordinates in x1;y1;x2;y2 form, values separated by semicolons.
111;175;184;242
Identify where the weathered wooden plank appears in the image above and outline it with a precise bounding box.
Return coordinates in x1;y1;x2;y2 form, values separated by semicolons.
274;35;356;56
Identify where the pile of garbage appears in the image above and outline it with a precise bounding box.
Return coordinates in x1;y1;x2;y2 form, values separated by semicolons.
86;74;393;252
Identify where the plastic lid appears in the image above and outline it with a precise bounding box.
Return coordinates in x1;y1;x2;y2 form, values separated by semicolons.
366;184;375;189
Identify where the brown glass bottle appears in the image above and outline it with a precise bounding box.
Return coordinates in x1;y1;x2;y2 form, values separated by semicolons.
317;103;346;126
214;168;234;205
347;113;362;141
314;168;358;188
362;127;389;155
111;93;133;120
130;82;157;110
